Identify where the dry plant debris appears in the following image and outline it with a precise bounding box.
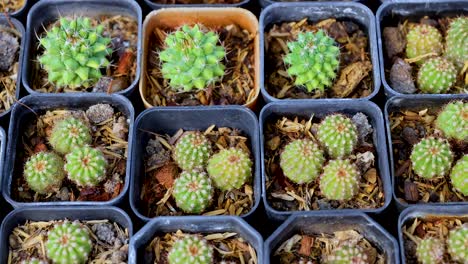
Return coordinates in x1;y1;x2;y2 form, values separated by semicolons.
151;0;242;4
0;23;21;114
0;0;24;13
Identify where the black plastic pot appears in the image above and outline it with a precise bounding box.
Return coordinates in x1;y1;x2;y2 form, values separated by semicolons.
376;0;468;97
265;212;400;263
129;215;264;263
144;0;250;9
0;126;5;193
260;100;392;221
0;206;133;263
22;0;142;97
259;2;380;102
259;0;369;8
130;106;261;222
2;93;135;208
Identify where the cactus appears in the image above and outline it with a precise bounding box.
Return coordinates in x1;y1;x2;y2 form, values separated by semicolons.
417;57;457;94
317;114;358;158
279;139;325;184
320;159;360;201
324;244;369;264
410;137;454;179
405;24;442;63
168;235;213;264
46;221;92;264
49;117;92;154
283;30;340;93
64;145;107;187
20;258;47;264
435;100;468;141
38;17;112;88
24;152;65;194
172;170;213;214
159;24;225;92
447;224;468;263
416;237;445;264
450;155;468;196
174;132;212;171
445;17;468;69
206;148;252;191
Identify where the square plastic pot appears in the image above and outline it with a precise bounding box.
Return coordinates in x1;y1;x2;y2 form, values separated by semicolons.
2;93;135;208
143;0;250;9
376;0;468;97
259;2;380;102
22;0;142;97
260;100;392;221
130;106;261;222
259;0;369;8
129;215;264;263
0;126;5;193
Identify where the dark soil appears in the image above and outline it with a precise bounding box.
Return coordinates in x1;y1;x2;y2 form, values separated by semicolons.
151;0;242;4
0;23;21;114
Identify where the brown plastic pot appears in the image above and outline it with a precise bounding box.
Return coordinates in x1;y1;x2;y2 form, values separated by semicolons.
139;7;260;110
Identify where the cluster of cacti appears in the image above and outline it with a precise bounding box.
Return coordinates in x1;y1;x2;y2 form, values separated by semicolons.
283;30;340;93
317;114;358;158
405;24;443;62
320;159;360;201
445;17;468;69
49;117;92;154
207;148;252;191
450;155;468;196
417;57;457;94
410;137;454;179
174;132;212;171
324;243;369;264
64;145;107;187
38;17;112;88
416;237;445;264
24;152;65;194
168;235;213;264
435;101;468;141
172;171;213;214
160;24;226;91
447;224;468;263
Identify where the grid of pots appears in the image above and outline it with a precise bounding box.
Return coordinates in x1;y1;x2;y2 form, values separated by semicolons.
0;0;466;264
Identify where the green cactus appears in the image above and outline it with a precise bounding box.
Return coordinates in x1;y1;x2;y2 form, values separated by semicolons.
159;24;225;92
447;224;468;263
174;132;212;171
450;155;468;196
64;145;107;187
206;148;252;191
49;117;92;154
38;17;112;88
172;170;213;214
324;244;369;264
445;17;468;69
435;100;468;141
410;137;454;179
283;30;340;93
168;235;213;264
317;114;358;158
24;152;65;194
46;221;93;264
416;237;445;264
405;24;442;63
417;57;457;94
320;159;360;201
20;258;47;264
279;139;325;184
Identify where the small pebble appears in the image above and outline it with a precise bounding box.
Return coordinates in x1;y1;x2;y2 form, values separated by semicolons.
92;223;116;244
0;31;19;71
86;104;114;124
401;127;419;145
390;58;416;94
352;112;373;144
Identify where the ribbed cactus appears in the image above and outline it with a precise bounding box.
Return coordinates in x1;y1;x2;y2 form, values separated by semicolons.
416;237;445;264
317;114;358;158
206;148;252;191
445;17;468;69
405;24;442;63
279;139;325;184
24;152;65;194
324;244;369;264
447;224;468;263
38;17;112;88
20;258;47;264
168;235;213;264
49;117;92;155
160;24;225;91
64;145;107;187
410;137;454;179
174;132;212;171
172;170;213;214
450;155;468;196
46;221;93;264
283;30;340;93
320;159;360;201
435;100;468;141
417;57;457;94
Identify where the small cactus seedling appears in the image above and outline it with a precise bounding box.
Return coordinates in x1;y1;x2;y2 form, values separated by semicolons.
49;117;92;154
20;258;47;264
206;148;252;191
447;224;468;263
46;221;93;264
174;132;212;171
410;137;454;179
172;170;213;214
283;30;340;93
279;139;325;184
435;100;468;141
450;155;468;196
405;24;443;63
38;17;112;88
317;114;358;158
320;159;360;201
168;235;213;264
417;57;457;94
64;145;107;187
24;152;65;194
445;17;468;69
416;237;445;264
160;24;225;91
324;244;369;264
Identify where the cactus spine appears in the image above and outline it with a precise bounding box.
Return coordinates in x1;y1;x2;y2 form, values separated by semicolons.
417;57;457;94
416;237;445;264
174;132;212;171
450;155;468;196
172;170;213;214
435;100;468;141
24;152;65;194
320;159;360;201
64;145;107;187
49;117;92;155
168;235;213;264
206;148;252;191
317;114;358;158
410;137;453;179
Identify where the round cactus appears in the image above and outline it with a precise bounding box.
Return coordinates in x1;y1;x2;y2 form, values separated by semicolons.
320;159;360;201
324;244;369;264
49;117;92;155
405;24;443;63
64;145;107;187
283;30;340;93
416;237;445;264
173;132;212;171
159;24;225;91
410;137;454;179
206;148;252;191
435;100;468;141
172;170;213;214
279;139;325;184
38;17;112;88
24;152;65;194
445;17;468;69
317;114;358;158
20;258;47;264
168;235;213;264
450;155;468;196
46;221;93;264
417;57;457;94
447;224;468;263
